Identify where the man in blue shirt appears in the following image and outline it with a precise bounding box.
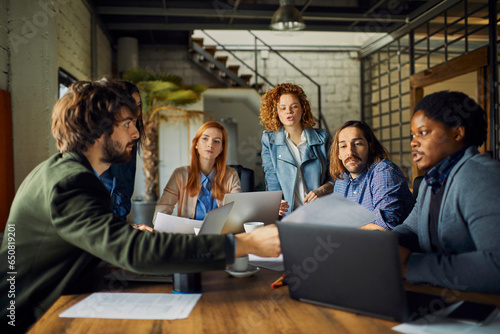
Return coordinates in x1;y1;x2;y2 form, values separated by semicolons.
330;120;414;230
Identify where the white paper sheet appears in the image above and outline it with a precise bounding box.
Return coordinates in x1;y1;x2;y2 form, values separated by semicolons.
282;193;377;227
249;254;284;271
154;212;202;234
393;312;500;334
59;293;201;320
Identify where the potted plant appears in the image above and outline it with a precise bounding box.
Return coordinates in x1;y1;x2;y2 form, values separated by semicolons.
122;68;206;224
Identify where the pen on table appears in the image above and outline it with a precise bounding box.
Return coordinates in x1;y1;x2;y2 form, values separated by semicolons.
271;274;287;289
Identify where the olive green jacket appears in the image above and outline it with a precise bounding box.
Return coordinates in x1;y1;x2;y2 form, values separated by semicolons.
0;152;231;332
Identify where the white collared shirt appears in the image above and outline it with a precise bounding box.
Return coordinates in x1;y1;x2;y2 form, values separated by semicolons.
284;130;308;209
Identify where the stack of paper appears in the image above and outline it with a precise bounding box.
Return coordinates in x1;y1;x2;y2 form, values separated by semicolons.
282;193;377;227
59;293;201;320
154;212;201;234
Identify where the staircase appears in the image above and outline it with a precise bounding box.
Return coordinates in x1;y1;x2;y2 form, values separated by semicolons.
188;31;330;137
188;37;267;94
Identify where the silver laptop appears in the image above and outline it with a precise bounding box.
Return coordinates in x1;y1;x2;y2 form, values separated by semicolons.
277;222;456;322
221;191;282;234
198;202;234;235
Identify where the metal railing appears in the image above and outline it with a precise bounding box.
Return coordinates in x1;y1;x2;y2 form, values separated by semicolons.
198;30;330;136
247;31;329;136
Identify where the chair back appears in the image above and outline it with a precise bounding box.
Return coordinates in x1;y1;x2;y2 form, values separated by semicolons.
229;165;254;192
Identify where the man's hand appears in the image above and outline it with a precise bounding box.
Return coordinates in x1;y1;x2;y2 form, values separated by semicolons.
304;183;334;203
399;246;411;278
234;224;281;258
132;224;155;233
279;200;289;216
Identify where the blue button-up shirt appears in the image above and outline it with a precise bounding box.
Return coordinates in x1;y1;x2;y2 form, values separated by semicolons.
195;170;218;220
333;159;414;230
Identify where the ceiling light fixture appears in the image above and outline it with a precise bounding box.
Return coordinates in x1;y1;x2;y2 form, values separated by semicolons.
270;0;306;31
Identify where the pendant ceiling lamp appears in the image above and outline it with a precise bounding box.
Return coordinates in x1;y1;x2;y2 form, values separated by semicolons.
270;0;306;31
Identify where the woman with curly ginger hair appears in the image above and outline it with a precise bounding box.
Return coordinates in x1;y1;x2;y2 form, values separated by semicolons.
259;83;333;216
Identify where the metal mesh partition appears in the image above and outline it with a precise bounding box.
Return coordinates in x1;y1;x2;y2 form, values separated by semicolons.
361;0;499;183
363;40;412;182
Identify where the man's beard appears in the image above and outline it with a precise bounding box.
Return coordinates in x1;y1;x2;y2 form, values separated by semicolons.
101;135;134;164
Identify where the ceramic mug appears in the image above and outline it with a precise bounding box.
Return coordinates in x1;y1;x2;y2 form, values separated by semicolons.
232;255;249;272
243;222;264;233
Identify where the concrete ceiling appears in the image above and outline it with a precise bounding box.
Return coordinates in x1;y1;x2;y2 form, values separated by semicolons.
89;0;440;46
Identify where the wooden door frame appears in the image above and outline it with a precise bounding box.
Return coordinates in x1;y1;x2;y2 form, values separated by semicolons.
0;89;14;232
409;47;490;180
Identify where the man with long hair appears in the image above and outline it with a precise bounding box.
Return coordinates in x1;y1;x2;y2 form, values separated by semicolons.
0;79;280;332
330;120;414;230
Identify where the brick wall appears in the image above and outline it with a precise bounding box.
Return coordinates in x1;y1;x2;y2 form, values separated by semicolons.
139;45;221;87
140;44;361;134
9;0;113;188
57;0;91;80
96;26;112;78
218;50;361;133
56;0;112;80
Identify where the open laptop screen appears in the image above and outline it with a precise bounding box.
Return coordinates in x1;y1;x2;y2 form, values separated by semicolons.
221;191;282;233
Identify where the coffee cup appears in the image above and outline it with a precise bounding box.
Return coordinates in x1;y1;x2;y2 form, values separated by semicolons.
232;255;249;272
193;226;201;236
244;222;264;233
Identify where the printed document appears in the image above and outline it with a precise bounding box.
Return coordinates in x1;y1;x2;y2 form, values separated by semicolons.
59;293;201;320
282;193;377;227
154;212;201;234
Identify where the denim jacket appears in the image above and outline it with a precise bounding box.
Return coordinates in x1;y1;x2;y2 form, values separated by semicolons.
261;127;331;215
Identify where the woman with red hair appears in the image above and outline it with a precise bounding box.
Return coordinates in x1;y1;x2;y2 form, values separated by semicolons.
154;121;241;221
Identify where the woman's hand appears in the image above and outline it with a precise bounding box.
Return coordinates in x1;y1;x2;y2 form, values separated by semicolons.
234;224;281;258
279;200;289;216
304;182;334;203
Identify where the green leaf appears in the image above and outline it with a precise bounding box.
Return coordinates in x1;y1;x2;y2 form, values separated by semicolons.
122;68;152;84
166;90;200;106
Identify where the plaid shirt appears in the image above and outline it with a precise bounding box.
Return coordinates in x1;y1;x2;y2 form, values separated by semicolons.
424;149;466;194
333;159;414;230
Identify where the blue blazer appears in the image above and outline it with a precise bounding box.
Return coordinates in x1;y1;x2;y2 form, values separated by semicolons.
394;146;500;293
261;127;331;215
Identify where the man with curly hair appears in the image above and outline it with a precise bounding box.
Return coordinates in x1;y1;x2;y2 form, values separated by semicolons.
260;83;333;216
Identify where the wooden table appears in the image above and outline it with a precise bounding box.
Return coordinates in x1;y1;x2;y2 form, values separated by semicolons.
28;268;500;334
